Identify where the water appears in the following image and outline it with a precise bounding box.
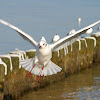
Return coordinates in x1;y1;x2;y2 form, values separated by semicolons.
0;0;100;54
19;63;100;100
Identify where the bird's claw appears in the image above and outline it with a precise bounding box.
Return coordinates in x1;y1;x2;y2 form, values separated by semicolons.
26;72;31;78
37;76;41;82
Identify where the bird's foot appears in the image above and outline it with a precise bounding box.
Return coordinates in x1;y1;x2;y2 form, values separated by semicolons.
26;64;35;78
37;75;41;82
37;66;44;82
26;72;31;78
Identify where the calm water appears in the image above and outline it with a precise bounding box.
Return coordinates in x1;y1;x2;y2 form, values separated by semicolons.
0;0;100;54
19;63;100;100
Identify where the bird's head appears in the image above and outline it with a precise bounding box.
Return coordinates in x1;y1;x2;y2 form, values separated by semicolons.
39;37;47;49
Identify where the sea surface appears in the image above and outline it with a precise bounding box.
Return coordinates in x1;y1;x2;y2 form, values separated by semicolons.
19;63;100;100
0;0;100;54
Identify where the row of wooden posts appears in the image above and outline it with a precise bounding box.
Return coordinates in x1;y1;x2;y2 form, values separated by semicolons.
0;33;100;99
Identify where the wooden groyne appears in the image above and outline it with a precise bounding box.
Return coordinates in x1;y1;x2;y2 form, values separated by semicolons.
92;32;100;63
0;33;100;99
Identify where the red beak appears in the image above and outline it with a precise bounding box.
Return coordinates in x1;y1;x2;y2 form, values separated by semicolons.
39;46;41;48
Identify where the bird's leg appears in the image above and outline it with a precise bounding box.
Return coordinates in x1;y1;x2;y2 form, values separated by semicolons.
37;66;44;81
26;64;35;78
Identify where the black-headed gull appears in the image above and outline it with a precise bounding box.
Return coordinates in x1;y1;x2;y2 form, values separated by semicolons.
86;28;93;35
0;19;100;81
68;29;76;35
97;26;100;30
78;17;81;27
52;34;60;42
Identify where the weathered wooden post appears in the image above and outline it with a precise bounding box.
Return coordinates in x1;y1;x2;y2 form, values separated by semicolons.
85;37;96;67
0;64;5;100
79;39;87;70
92;34;100;63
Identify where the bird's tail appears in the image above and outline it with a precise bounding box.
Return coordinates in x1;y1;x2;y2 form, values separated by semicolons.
20;58;42;76
20;59;62;76
40;60;62;76
20;58;35;71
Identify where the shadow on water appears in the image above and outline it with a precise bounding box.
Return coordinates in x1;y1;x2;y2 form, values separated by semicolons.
7;63;100;100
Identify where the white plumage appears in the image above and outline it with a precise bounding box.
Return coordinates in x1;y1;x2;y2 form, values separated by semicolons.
52;34;60;42
86;28;93;34
93;32;100;37
68;29;76;35
20;59;61;76
78;17;81;23
78;17;81;27
0;19;100;81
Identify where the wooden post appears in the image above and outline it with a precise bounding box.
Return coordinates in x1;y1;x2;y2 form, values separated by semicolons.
92;35;100;63
0;64;5;100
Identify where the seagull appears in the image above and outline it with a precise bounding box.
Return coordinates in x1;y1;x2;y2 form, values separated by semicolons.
0;19;100;81
85;28;93;35
78;17;81;27
52;34;60;42
97;26;100;30
68;29;76;35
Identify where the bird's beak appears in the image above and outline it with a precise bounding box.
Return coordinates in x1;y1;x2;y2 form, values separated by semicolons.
39;46;41;48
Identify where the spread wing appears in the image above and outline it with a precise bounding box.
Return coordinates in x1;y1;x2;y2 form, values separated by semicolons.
0;19;38;47
50;20;100;50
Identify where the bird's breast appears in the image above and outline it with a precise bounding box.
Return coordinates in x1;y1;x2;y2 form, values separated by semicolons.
36;46;52;64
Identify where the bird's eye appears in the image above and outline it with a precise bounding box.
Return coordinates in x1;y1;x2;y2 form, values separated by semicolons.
43;44;45;45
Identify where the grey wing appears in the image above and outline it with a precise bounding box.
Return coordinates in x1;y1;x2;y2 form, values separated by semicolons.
0;19;38;47
50;20;100;50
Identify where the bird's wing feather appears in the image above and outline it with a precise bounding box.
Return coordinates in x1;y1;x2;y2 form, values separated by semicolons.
50;20;100;50
0;19;38;47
